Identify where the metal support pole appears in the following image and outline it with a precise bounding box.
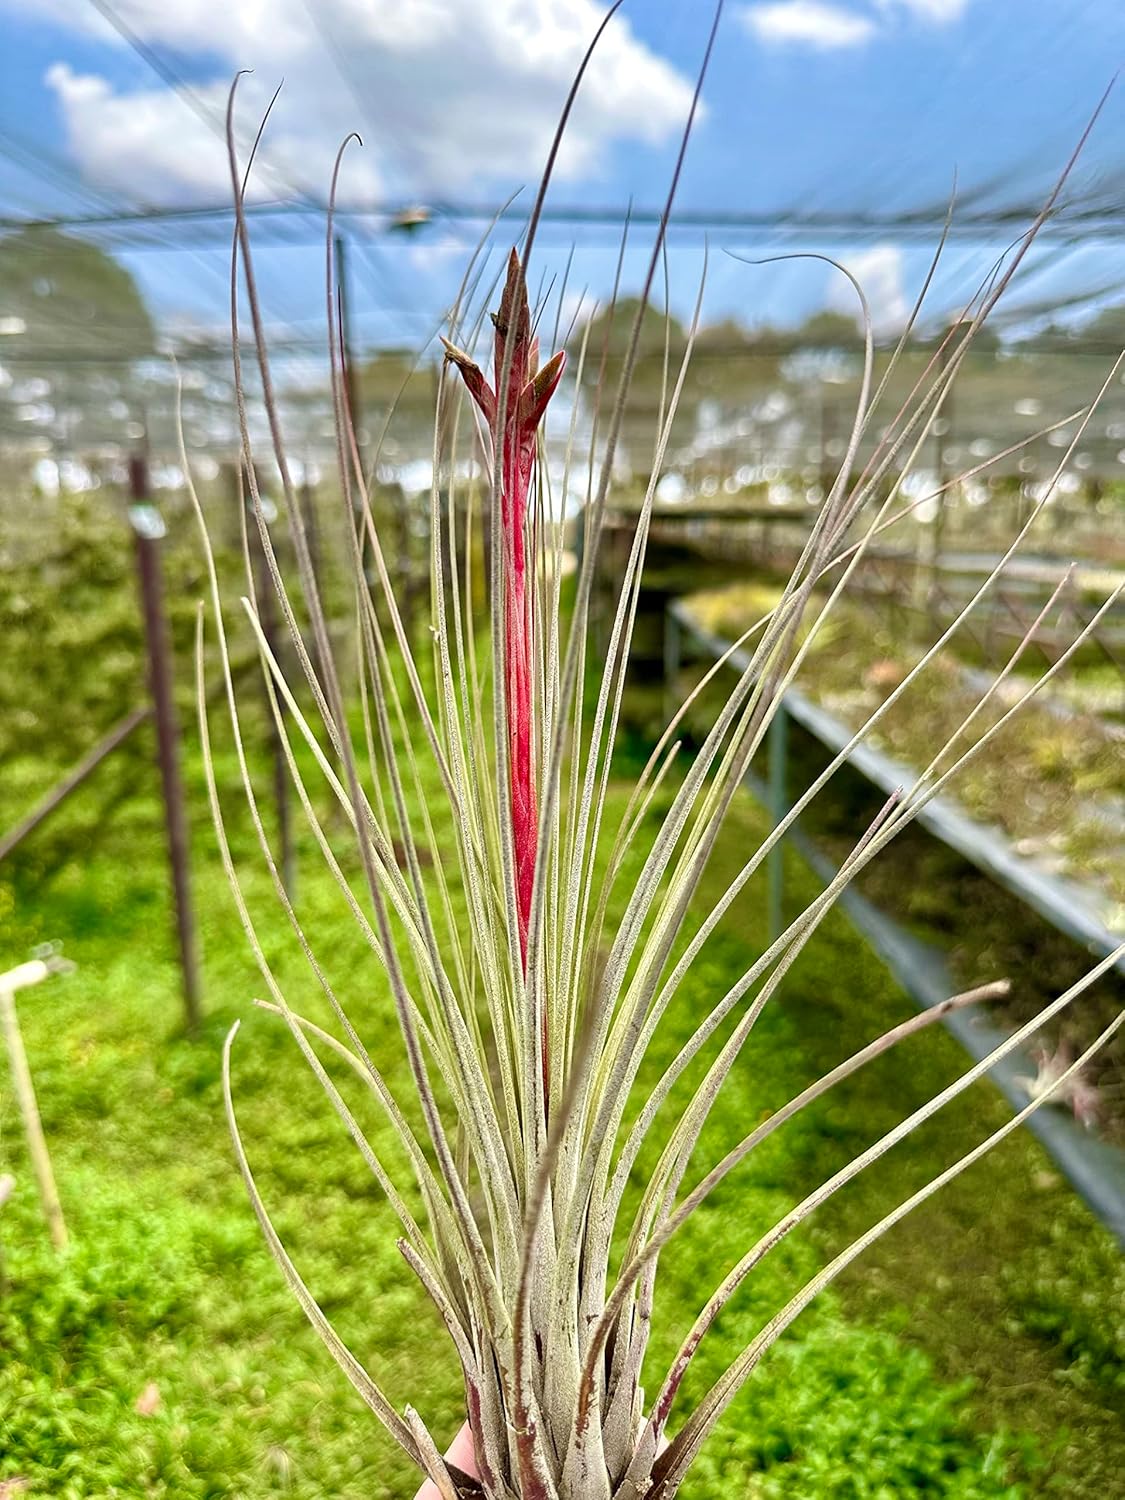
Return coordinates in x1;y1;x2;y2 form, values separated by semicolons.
0;955;72;1250
767;700;788;943
130;455;202;1030
0;706;150;863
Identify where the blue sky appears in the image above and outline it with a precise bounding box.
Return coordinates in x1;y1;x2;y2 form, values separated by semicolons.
2;0;1124;361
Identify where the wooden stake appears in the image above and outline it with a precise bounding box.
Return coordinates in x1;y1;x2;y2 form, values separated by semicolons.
0;959;69;1251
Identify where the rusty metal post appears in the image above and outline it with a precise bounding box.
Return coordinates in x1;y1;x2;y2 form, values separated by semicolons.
0;706;150;863
130;454;202;1030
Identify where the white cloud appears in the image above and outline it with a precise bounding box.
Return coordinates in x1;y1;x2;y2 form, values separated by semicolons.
44;63;369;206
19;0;698;206
742;0;969;51
741;2;876;49
403;238;472;275
829;245;909;336
878;0;969;20
559;288;594;334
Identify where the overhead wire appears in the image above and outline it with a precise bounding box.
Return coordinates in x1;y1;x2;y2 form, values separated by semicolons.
0;1;1118;465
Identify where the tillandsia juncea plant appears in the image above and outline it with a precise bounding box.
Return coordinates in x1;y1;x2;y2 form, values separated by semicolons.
190;6;1124;1498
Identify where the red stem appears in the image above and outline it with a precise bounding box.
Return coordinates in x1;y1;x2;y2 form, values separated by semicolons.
503;429;537;971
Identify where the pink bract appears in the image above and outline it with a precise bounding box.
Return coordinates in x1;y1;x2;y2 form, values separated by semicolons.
443;250;566;969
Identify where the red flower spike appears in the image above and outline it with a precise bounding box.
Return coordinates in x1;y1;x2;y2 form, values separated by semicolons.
444;251;566;972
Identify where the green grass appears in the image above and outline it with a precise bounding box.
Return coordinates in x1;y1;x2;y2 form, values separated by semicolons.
1;723;1122;1498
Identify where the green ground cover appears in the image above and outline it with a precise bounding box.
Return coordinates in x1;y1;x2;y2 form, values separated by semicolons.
1;493;1121;1496
1;728;1122;1497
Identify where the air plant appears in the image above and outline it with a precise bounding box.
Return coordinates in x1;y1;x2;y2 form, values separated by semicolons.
189;7;1123;1499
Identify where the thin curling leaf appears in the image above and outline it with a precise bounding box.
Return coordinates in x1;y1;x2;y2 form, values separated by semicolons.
221;1023;422;1464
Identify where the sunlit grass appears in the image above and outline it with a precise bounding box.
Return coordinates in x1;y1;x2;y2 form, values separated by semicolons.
3;750;1120;1497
